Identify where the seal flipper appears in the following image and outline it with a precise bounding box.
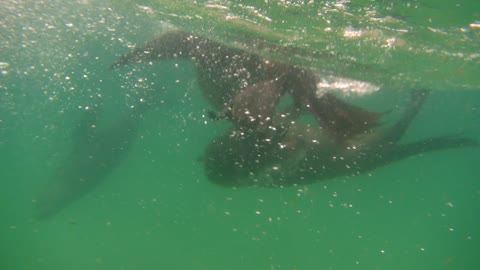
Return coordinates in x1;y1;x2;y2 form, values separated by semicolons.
224;80;285;129
286;68;383;141
378;88;431;144
309;93;383;141
389;134;478;162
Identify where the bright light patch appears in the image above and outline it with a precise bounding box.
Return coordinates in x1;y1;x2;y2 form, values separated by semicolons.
316;75;381;96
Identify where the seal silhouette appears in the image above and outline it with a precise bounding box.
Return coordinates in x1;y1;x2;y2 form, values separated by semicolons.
203;89;477;187
113;30;382;140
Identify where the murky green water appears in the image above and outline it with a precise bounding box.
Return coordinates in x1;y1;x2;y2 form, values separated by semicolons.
1;1;479;269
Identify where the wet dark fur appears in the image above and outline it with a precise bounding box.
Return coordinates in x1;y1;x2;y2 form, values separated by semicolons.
203;89;477;187
113;30;381;140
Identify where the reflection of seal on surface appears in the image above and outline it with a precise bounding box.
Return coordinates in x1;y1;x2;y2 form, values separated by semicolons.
113;30;382;141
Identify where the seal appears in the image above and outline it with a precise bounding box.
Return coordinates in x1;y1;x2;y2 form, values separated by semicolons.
33;92;159;219
113;30;382;140
203;89;477;187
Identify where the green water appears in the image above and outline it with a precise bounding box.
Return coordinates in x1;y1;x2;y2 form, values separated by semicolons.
1;1;479;269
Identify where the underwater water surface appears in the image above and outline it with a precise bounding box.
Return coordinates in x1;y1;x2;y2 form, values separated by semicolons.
1;1;479;270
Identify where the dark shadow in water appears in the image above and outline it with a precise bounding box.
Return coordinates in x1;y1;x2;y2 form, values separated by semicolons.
33;97;154;219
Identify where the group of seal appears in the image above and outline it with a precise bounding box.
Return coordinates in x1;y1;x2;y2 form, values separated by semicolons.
34;30;476;218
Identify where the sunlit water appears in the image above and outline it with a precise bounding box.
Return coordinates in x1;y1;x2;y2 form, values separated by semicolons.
1;1;479;270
